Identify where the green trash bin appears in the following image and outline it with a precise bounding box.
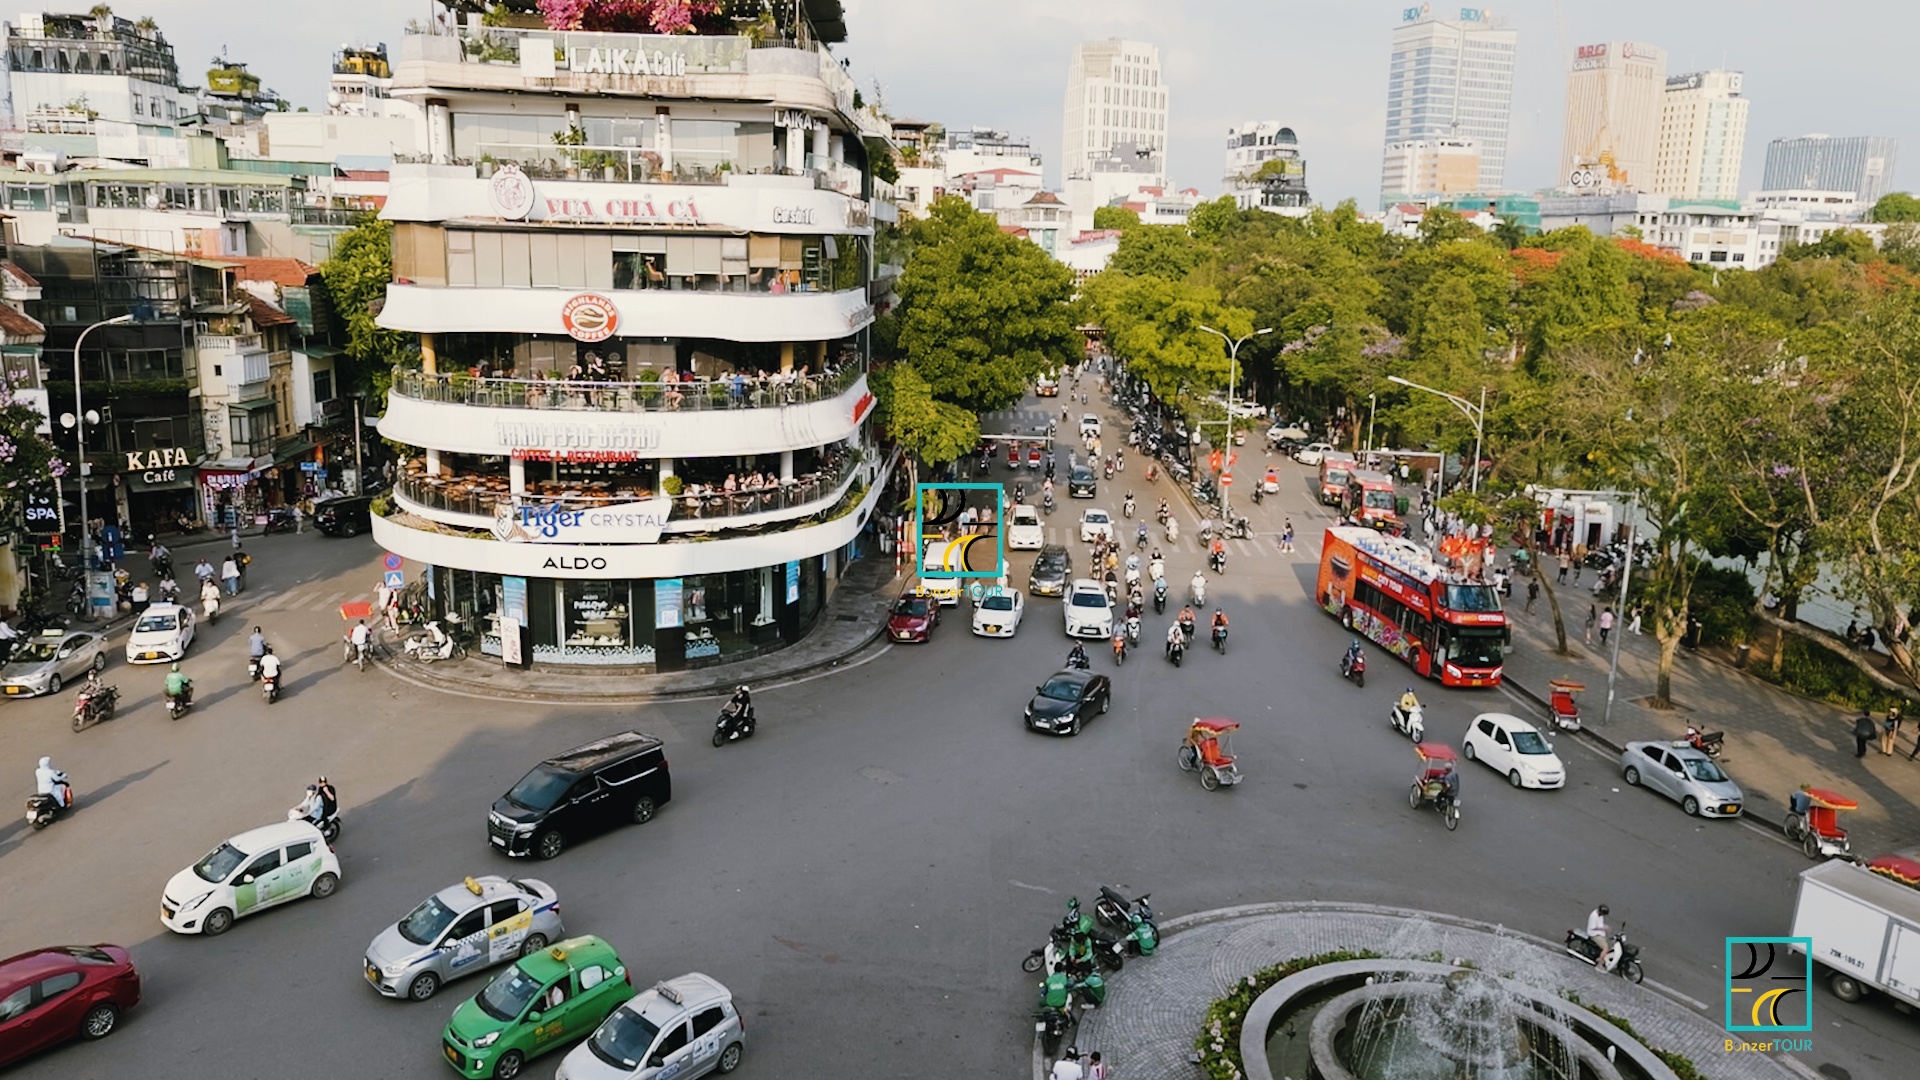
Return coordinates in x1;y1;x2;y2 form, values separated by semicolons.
1395;495;1410;515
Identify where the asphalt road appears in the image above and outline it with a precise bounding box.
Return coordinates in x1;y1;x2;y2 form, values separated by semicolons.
1;393;1914;1080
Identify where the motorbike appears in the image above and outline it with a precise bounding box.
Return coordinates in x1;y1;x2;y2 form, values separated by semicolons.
71;683;119;731
1564;923;1644;984
1066;649;1092;671
1094;887;1159;956
1409;743;1461;830
248;652;266;682
1212;623;1228;653
1126;615;1141;645
262;507;299;535
713;701;757;747
1390;700;1425;743
26;789;72;829
262;669;280;704
1111;634;1126;665
1341;648;1367;687
1226;515;1252;540
1035;978;1074;1058
166;687;193;721
1209;549;1227;574
1153;579;1167;614
1135;524;1149;549
1178;612;1197;641
1103;461;1114;480
202;595;219;625
287;801;343;843
1123;495;1135;518
1043;492;1055;514
403;623;467;663
1190;576;1207;607
1685;725;1724;759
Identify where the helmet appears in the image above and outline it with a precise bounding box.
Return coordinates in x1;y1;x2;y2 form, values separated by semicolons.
736;685;750;694
170;662;180;672
316;775;329;785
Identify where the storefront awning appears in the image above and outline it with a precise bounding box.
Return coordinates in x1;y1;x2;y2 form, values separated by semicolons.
229;396;275;411
273;438;318;464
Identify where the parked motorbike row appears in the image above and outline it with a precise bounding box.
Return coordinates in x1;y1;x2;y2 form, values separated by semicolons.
1024;889;1159;1056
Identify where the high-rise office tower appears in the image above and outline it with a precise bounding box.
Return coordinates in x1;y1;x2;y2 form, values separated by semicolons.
1762;135;1900;205
1654;70;1748;201
1560;41;1667;193
1379;7;1517;198
1062;39;1169;180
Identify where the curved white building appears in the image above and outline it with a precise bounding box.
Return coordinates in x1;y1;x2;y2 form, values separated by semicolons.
373;24;890;669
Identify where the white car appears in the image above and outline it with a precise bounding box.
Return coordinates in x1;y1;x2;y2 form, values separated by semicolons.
1293;442;1336;467
1007;504;1045;550
1063;579;1114;639
1080;414;1102;439
125;602;196;664
1079;508;1114;543
161;819;341;936
972;589;1025;638
1463;712;1566;789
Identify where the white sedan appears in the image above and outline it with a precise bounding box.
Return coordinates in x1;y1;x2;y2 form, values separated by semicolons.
1293;442;1336;466
1007;504;1045;550
1079;508;1114;543
1080;414;1102;439
1463;712;1566;789
125;602;196;664
972;589;1025;638
1062;579;1113;639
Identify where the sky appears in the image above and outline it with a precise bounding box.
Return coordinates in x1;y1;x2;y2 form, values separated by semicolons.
128;0;1914;205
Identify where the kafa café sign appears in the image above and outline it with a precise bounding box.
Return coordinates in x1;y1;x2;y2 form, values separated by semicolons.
124;446;191;484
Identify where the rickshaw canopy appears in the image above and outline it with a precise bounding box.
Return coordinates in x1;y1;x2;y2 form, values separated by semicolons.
1548;679;1586;693
1867;854;1920;886
1191;718;1240;735
340;600;374;620
1801;788;1859;811
1414;742;1457;763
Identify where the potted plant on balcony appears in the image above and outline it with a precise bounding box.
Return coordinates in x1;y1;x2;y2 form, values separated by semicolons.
662;475;684;498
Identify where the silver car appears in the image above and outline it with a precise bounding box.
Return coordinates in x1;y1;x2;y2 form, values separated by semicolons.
363;875;562;1001
1;629;109;697
1620;740;1744;818
557;972;746;1080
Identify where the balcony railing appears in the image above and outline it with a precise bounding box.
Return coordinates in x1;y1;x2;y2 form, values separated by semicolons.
394;451;861;534
391;361;863;414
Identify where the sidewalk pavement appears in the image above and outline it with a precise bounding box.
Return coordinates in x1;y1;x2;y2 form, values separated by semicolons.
378;553;906;702
1501;588;1920;855
1066;902;1794;1080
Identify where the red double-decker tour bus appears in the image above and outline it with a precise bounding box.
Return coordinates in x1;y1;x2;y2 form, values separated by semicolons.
1315;526;1508;687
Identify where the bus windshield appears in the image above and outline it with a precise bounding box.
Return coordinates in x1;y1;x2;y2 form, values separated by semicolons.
1446;627;1506;668
1444;584;1502;613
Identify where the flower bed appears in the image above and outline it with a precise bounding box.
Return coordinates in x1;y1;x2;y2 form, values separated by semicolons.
1194;950;1379;1080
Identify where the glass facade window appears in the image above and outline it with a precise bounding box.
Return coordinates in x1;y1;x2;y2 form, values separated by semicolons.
564;579;637;658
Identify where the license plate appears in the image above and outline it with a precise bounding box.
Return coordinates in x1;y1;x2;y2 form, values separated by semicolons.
1723;805;1740;815
4;686;19;695
985;626;1000;633
490;835;506;847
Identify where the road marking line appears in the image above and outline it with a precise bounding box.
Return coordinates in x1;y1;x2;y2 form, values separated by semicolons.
1009;880;1056;894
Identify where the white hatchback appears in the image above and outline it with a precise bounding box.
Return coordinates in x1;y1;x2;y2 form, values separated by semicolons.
972;590;1025;638
1007;504;1045;550
1293;442;1336;467
1063;579;1113;639
1463;713;1566;789
1080;414;1102;439
1079;508;1114;543
161;819;341;936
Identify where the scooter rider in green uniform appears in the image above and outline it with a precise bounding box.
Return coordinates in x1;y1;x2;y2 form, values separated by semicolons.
164;662;193;707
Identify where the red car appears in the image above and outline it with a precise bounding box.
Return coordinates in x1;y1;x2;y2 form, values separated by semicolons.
0;944;140;1068
887;594;940;643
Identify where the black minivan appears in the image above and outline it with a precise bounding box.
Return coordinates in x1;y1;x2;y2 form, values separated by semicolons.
488;731;672;860
314;495;375;537
1068;465;1097;499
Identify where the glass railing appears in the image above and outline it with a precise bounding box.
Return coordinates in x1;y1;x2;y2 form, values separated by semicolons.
392;361;864;413
394;452;861;529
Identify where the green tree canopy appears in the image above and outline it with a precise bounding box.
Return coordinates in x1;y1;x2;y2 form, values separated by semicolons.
1105;224;1203;282
1872;192;1920;223
1091;206;1140;232
318;217;416;398
1082;272;1251;403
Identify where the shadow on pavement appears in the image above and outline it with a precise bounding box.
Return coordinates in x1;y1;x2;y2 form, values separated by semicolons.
0;760;168;852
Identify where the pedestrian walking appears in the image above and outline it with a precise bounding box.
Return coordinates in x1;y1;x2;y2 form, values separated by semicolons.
1525;578;1539;614
1629;604;1643;635
1281;520;1295;553
1853;710;1877;758
1598;606;1615;646
220;555;240;597
1087;1051;1107;1080
291;502;303;535
1557;550;1571;584
1882;705;1904;756
230;523;240;550
1572;543;1586;584
1583;604;1596;645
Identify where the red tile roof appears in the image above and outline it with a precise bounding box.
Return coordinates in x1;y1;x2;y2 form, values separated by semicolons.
337;169;389;183
959;167;1041;181
220;257;316;287
0;302;45;338
245;293;296;329
0;260;39;287
999;225;1030;238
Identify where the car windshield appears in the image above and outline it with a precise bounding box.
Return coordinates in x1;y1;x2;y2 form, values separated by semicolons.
1363;490;1395;509
1040;678;1083;701
192;842;247;883
134;612;178;633
1071;469;1093;482
1511;730;1553;755
892;598;930;617
1086;512;1108;523
1013;512;1039;527
982;594;1015;611
505;765;574;812
11;640;60;662
1325;468;1351;486
397;894;460;945
588;1005;662;1070
1037;553;1069;573
1070;591;1107;608
1684;758;1728;783
476;964;545;1022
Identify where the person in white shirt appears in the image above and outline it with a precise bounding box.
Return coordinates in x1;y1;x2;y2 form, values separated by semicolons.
1050;1048;1084;1080
1587;904;1613;969
35;756;71;807
346;620;371;662
257;648;282;682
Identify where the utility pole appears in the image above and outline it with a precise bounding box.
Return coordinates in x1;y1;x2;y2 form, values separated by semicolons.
1196;325;1272;511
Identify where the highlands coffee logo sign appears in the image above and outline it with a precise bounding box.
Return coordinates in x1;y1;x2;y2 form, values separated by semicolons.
560;293;619;342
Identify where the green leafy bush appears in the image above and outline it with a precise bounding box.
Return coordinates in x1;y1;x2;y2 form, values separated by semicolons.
1751;637;1895;710
1195;951;1379;1080
1577;1003;1712;1080
1687;563;1755;647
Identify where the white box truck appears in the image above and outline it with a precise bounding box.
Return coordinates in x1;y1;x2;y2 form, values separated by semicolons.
1789;859;1920;1006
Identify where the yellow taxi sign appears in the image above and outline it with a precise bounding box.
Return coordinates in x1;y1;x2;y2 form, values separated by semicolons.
549;945;568;961
464;876;483;895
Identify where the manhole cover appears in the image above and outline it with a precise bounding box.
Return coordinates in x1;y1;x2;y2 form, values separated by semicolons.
1817;1064;1851;1080
836;614;860;623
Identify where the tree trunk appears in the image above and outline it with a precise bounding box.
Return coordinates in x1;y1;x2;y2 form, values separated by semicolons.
1653;613;1682;709
1521;536;1571;655
1753;610;1920;696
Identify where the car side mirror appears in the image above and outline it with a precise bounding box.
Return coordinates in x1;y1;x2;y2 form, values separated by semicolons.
648;1056;666;1068
527;1010;543;1023
57;649;71;658
240;874;255;884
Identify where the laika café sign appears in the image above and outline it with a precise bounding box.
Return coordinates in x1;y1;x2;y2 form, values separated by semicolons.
492;497;672;545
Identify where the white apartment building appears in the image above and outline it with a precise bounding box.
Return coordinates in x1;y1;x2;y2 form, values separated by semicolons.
1748;189;1861;218
1062;39;1168;180
1224;121;1308;211
1654;70;1747;201
1381;138;1481;200
957;167;1042;218
372;21;888;671
1560;41;1667;193
1064;139;1164;235
1380;7;1516;197
943;126;1042;179
0;11;193;132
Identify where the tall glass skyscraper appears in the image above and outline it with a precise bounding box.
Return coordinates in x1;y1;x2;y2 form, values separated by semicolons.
1379;7;1517;199
1761;135;1900;205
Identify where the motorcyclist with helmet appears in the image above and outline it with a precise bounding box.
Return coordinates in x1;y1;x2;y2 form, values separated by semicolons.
163;661;193;708
34;756;71;808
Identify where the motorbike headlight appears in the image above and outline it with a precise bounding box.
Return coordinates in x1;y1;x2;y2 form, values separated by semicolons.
473;1031;501;1049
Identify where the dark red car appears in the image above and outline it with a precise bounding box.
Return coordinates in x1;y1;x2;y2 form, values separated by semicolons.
0;944;140;1068
886;594;940;643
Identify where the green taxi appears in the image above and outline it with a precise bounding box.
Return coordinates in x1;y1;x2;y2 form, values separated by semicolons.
441;935;635;1080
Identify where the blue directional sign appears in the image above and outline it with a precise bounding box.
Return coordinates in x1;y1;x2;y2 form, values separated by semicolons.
383;570;405;589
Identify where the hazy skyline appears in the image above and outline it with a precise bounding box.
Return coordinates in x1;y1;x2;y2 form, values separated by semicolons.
124;0;1913;206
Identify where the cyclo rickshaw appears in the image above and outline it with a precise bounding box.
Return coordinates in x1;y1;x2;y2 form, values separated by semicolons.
1177;718;1242;791
1548;679;1585;732
1784;786;1858;860
1409;743;1461;830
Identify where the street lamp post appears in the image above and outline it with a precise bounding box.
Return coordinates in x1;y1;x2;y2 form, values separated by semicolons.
1386;375;1486;494
1196;325;1272;511
69;314;134;602
1366;393;1377;455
